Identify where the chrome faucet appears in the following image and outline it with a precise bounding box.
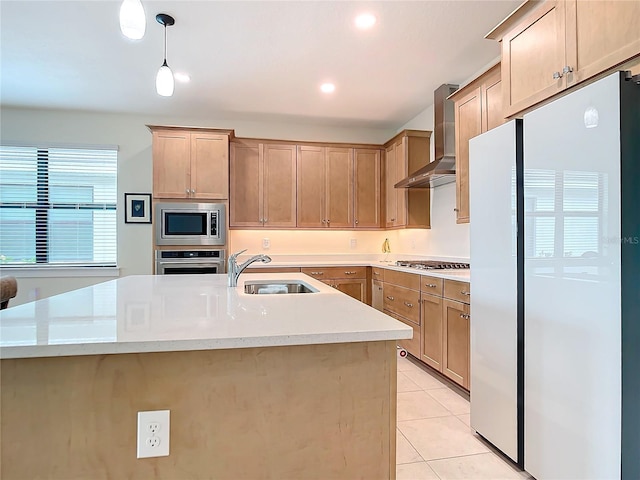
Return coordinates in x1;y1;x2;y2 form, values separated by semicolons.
228;249;272;287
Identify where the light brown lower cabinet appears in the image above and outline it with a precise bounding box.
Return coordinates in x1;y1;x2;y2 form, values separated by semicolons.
372;279;384;311
302;267;368;303
442;298;471;390
420;293;443;371
242;267;302;274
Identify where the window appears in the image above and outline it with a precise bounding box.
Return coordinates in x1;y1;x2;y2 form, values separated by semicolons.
0;145;117;267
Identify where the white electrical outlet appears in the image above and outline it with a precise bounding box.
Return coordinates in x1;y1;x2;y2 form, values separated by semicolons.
350;238;357;249
137;410;170;459
262;238;270;249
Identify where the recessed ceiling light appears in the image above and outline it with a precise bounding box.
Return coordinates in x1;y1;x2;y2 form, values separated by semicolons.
320;83;336;93
354;13;376;30
174;72;191;83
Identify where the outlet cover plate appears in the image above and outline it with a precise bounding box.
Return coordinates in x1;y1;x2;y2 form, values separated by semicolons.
137;410;170;458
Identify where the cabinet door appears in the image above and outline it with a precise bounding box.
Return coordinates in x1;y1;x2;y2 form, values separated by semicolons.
442;299;470;389
501;1;567;117
263;144;297;227
326;147;353;228
482;66;504;132
454;86;482;224
334;278;366;303
354;149;381;228
566;0;640;86
387;311;421;358
297;145;326;228
230;142;262;227
421;293;443;372
394;140;407;227
153;130;190;198
191;133;229;200
372;280;384;311
384;144;397;227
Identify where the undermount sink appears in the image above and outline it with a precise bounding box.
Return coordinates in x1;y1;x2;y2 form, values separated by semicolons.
243;281;318;295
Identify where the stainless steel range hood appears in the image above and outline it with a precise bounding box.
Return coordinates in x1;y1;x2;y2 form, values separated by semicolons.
395;83;459;188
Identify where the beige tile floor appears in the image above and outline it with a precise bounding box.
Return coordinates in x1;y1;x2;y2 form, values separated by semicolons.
395;356;533;480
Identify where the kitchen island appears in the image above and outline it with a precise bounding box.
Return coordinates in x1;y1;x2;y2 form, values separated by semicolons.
0;273;411;479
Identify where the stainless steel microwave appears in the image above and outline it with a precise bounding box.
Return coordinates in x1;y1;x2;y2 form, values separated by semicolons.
155;202;226;246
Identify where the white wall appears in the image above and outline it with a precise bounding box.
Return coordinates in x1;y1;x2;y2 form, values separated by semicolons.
0;106;395;305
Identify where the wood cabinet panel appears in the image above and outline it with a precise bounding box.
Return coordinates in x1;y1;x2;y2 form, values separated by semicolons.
567;0;640;85
326;147;353;228
301;266;366;280
152;128;230;200
334;279;367;303
394;140;408;227
442;299;470;389
243;267;301;273
421;293;443;371
372;267;385;281
152;130;191;198
483;68;504;131
383;270;421;291
502;1;567;116
372;280;384;312
444;279;471;304
263;144;297;227
354;149;381;228
230;142;261;227
190;133;229;200
454;87;482;224
420;275;443;296
297;145;326;228
383;284;420;325
384;143;398;227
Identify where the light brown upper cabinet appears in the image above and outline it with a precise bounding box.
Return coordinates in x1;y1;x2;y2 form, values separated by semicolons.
488;0;640;117
229;140;297;228
150;126;230;200
450;64;504;224
354;148;381;228
384;130;431;229
297;145;353;228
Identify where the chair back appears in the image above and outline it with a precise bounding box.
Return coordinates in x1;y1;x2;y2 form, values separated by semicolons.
1;276;18;309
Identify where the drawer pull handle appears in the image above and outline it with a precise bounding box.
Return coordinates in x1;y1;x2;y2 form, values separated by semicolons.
310;271;324;275
461;290;471;296
345;271;357;275
373;272;380;275
459;313;470;320
425;283;437;288
386;296;395;301
404;302;413;308
553;71;563;80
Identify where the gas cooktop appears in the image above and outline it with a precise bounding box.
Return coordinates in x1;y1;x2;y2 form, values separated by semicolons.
395;260;470;270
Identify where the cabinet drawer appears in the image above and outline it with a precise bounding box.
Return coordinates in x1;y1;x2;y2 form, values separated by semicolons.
243;267;301;273
444;279;471;304
371;267;385;280
420;275;444;296
383;269;420;290
383;284;420;325
301;266;366;280
386;311;420;359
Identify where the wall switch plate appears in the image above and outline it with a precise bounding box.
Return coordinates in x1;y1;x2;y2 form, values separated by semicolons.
350;238;357;249
137;410;170;458
262;238;270;249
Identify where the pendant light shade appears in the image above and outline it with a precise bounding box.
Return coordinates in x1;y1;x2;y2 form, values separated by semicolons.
156;13;175;97
119;0;146;40
156;61;175;97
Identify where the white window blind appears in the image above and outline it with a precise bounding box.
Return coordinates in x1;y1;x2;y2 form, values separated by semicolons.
0;145;117;267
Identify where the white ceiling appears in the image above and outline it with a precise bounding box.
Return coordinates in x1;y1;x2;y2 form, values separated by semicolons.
0;0;521;130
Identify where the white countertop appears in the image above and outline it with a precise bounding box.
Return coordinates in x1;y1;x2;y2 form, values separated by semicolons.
0;273;412;360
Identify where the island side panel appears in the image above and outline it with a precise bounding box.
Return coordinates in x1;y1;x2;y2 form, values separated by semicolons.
1;341;397;479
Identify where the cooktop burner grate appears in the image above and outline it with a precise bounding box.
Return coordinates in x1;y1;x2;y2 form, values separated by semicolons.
395;260;470;270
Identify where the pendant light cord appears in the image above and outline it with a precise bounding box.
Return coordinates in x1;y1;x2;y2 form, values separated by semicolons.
163;23;167;63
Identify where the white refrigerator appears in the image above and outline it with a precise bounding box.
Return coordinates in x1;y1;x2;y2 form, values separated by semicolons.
469;71;640;479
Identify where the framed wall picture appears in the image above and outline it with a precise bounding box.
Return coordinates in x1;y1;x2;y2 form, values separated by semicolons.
124;193;152;224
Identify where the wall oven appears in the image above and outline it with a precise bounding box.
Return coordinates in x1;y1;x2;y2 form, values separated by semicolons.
155;202;226;246
155;250;226;275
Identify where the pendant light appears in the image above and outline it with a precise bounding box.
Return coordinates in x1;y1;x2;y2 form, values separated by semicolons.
119;0;146;40
156;13;175;97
